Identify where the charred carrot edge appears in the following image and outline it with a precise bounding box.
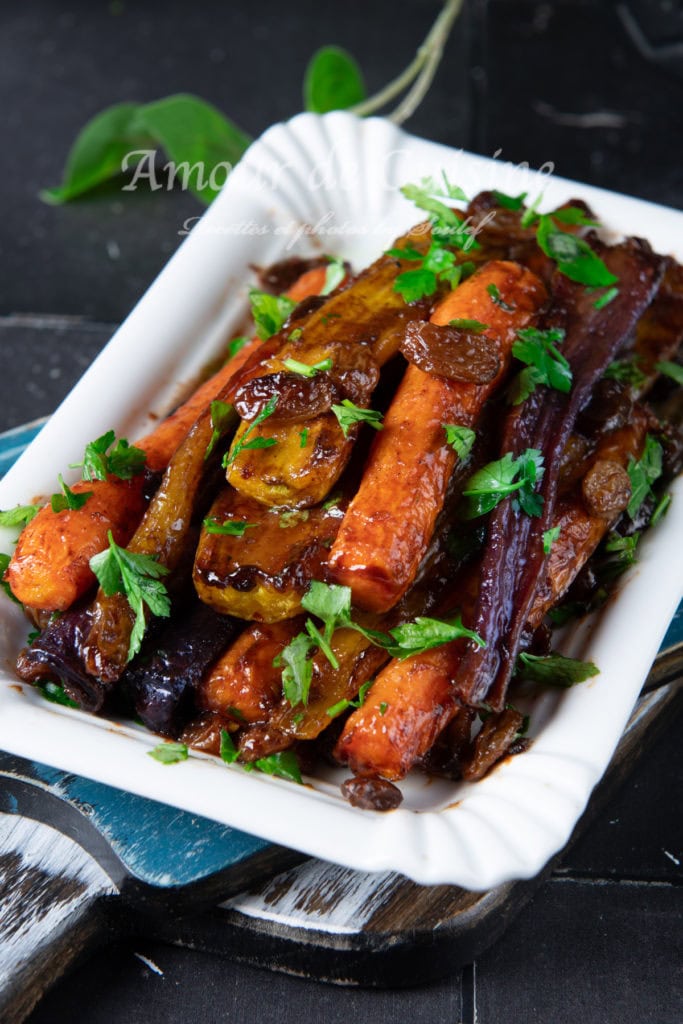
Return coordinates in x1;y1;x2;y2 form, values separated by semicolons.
334;412;651;781
6;270;326;611
327;261;548;614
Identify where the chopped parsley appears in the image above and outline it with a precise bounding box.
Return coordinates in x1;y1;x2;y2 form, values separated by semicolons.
148;741;188;764
604;358;647;389
517;651;599;687
249;289;297;340
655;360;683;386
223;395;279;469
219;728;302;782
283;357;334;377
626;434;663;520
593;286;619;310
227;336;250;359
331;399;384;438
443;424;476;461
449;318;488;333
462;449;545;518
536;214;617;288
205;399;236;460
299;427;309;448
326;679;374;719
509;326;572;405
0;552;19;603
486;282;515;312
384;614;484;659
37;680;79;708
492;189;527;211
543;525;561;553
274;631;317;707
203;517;256;537
279;509;310;529
50;474;92;513
89;530;171;662
379;701;388;715
322;256;346;295
0;503;41;528
71;430;146;482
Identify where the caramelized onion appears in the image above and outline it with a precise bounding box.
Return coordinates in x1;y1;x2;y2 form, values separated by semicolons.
399;320;500;383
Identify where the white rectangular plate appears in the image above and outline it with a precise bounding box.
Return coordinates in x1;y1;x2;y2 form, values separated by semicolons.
1;112;682;890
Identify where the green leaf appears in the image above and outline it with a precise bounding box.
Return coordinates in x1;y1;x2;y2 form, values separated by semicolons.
551;206;600;227
627;434;663;519
322;256;346;295
89;530;171;662
0;504;41;528
449;318;488;333
0;552;20;604
50;474;92;513
283;357;334;378
593;286;619;310
249;289;297;341
41;103;152;204
331;399;384;438
37;680;80;709
203;517;256;537
543;525;561;553
517;651;599;687
536;215;617;287
492;190;527;210
148;742;189;764
276;631;317;707
462;449;544;518
443;424;476;461
604;358;646;389
223;395;279;470
43;95;251;206
394;267;437;303
278;509;310;529
254;750;303;784
227;336;250;359
509;326;571;404
205;399;236;460
71;430;146;482
303;46;366;113
133;94;251;204
386;614;485;660
486;282;515;312
656;360;683;386
299;428;309;449
219;728;240;764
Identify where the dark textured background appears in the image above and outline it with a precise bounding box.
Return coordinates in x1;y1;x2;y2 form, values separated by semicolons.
0;0;681;1020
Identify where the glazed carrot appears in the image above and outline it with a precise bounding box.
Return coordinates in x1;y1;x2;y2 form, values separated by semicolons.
6;269;326;612
285;266;329;303
197;619;304;724
327;261;547;613
335;410;650;781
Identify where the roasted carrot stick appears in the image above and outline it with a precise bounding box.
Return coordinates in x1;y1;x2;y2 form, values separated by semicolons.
6;270;325;612
335;409;650;781
196;618;304;723
327;261;547;613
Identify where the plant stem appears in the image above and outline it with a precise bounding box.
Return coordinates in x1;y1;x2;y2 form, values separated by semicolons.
350;0;464;123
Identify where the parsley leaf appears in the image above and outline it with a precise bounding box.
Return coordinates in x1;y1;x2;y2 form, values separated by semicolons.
331;399;383;438
656;360;683;386
509;326;571;404
254;750;303;784
517;651;599;687
89;530;171;662
227;336;250;359
0;552;20;603
492;190;527;210
627;434;663;519
283;357;334;377
536;214;617;287
37;680;79;708
322;256;346;294
279;509;310;529
604;358;647;389
249;288;296;340
223;395;279;469
326;679;374;719
205;399;236;460
593;286;619;310
148;741;188;764
219;728;240;764
203;517;256;536
274;631;317;707
50;474;92;513
486;282;515;312
443;424;476;461
299;427;309;449
71;430;146;482
543;525;561;553
462;449;544;518
449;318;488;333
394;266;438;302
385;614;484;659
0;504;41;529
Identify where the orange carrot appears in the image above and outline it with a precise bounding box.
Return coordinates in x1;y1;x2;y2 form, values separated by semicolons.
6;268;325;611
327;261;547;613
